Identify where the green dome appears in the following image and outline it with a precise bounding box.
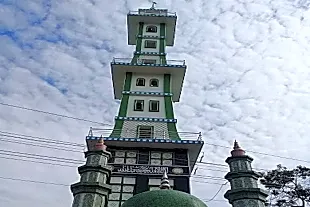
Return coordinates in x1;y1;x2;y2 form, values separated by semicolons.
121;190;207;207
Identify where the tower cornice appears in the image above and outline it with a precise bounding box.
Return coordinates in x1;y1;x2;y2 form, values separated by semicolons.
225;154;253;164
71;182;111;197
224;188;268;203
78;165;112;176
224;170;261;180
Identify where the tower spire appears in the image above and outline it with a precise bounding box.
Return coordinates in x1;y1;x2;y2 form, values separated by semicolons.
159;170;171;190
231;140;245;157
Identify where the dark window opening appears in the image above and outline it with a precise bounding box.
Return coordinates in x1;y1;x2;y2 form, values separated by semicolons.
145;40;157;49
137;126;153;138
134;100;144;111
146;25;157;33
136;78;145;86
150;79;159;87
149;100;159;112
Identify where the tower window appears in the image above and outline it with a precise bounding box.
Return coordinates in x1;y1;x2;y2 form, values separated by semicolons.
142;59;157;64
150;79;159;87
137;126;154;138
136;78;145;86
146;25;157;33
149;100;159;112
145;40;157;48
134;100;144;111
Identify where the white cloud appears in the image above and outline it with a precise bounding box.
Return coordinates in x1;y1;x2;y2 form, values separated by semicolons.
0;0;310;206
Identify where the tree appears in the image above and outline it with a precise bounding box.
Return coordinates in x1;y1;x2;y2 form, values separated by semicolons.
260;164;310;207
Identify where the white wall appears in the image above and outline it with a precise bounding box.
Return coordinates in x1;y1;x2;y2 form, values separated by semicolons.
127;96;165;118
131;73;164;92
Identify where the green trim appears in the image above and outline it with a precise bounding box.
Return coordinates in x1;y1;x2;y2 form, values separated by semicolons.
164;74;174;118
159;23;166;64
164;74;180;140
136;22;144;52
118;72;132;116
110;72;132;138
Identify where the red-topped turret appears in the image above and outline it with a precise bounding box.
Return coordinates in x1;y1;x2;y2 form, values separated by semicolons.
231;140;245;157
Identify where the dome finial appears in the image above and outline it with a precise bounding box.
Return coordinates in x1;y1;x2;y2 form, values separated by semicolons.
231;140;245;157
159;170;171;189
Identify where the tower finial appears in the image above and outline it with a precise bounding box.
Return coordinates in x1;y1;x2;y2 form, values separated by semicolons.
159;170;171;189
231;140;245;157
150;1;157;9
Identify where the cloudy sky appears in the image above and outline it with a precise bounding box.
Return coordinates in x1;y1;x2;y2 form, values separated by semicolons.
1;0;310;206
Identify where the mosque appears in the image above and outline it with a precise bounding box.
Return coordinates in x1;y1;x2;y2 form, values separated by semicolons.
70;4;268;207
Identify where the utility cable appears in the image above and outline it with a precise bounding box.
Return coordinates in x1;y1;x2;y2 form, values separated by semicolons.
0;102;112;126
203;182;229;202
0;130;85;147
0;138;83;153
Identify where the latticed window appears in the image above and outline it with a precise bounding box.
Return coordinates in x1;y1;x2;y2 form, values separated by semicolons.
137;126;153;138
112;150;138;164
150;151;173;166
145;40;157;48
142;59;156;64
108;176;136;207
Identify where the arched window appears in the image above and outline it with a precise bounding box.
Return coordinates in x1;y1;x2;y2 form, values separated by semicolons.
136;78;145;86
150;79;159;87
146;25;157;33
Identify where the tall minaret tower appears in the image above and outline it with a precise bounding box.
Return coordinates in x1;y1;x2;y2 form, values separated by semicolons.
110;4;184;140
224;141;268;207
85;4;204;207
70;138;112;207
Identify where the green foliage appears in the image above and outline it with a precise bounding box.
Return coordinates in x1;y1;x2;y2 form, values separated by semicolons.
260;164;310;207
121;190;207;207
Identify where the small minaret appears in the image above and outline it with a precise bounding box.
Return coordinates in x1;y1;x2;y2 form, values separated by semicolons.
224;141;268;207
159;170;171;190
71;138;112;207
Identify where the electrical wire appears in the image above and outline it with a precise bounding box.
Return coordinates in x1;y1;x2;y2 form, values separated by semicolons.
0;176;70;186
0;130;85;147
1;126;310;166
0;156;77;167
0;138;84;153
203;182;229;202
0;102;113;126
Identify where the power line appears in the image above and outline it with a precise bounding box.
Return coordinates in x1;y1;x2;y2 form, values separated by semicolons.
0;138;83;153
202;141;310;165
0;149;84;162
0;102;112;126
0;130;85;147
203;182;228;202
0;176;69;186
2;128;310;166
0;156;77;167
1;101;310;164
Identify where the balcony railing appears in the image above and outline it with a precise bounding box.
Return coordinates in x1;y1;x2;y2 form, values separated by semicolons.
111;58;186;67
129;10;177;17
88;127;202;141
